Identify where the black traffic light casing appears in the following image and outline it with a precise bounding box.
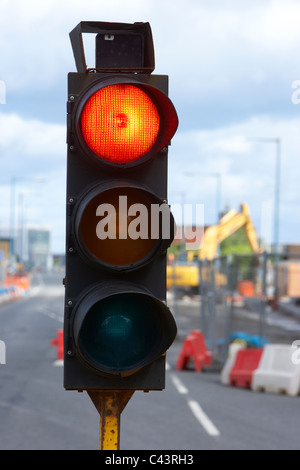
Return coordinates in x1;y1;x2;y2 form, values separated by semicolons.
64;22;178;391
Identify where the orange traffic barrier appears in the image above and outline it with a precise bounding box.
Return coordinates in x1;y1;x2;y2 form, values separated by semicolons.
3;274;30;292
176;330;212;372
238;280;255;297
51;329;64;361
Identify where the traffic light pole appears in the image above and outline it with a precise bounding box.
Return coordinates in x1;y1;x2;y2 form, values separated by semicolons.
88;390;134;450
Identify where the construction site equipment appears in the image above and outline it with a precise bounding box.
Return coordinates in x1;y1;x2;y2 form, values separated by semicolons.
167;203;260;291
166;259;199;292
193;203;260;261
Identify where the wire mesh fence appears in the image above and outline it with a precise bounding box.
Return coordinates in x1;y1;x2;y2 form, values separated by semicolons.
168;252;300;364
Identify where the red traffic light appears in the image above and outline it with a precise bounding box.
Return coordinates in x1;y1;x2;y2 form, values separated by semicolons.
80;84;159;163
75;79;178;166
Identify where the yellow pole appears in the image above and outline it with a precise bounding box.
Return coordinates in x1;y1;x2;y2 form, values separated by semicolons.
88;390;134;450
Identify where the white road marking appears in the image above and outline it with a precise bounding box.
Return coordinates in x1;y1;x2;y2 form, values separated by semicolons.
53;359;63;367
169;370;220;436
38;308;63;323
170;373;189;394
188;400;220;437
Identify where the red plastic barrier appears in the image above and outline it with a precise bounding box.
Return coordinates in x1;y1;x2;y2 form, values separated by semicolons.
229;348;263;388
176;330;212;372
50;329;64;361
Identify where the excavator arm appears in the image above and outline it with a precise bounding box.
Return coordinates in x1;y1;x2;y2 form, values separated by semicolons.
198;203;260;260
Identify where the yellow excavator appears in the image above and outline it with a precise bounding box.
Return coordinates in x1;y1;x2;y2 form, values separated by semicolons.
167;203;260;292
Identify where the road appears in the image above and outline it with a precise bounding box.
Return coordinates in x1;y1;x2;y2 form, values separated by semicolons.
0;270;299;450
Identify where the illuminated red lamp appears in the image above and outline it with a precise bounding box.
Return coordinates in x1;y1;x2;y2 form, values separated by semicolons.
77;81;178;166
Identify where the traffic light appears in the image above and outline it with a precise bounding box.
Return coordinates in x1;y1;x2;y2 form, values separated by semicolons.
64;21;178;391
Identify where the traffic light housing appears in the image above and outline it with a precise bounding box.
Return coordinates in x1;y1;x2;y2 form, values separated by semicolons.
64;22;178;391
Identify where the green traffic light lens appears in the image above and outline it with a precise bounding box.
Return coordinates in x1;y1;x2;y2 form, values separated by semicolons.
77;292;175;375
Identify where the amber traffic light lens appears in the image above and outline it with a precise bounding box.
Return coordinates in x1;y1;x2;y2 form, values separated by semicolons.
77;186;172;269
80;84;160;163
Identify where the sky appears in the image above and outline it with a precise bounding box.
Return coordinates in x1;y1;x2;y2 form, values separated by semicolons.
0;0;300;254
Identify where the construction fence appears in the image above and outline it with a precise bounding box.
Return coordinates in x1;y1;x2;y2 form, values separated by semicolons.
168;252;300;364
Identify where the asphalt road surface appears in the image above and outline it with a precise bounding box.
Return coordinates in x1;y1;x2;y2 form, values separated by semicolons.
0;270;299;450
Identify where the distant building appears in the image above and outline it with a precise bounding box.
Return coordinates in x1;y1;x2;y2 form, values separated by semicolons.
18;226;53;271
282;244;300;260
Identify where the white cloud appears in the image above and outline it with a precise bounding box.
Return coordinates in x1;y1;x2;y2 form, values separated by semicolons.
169;114;300;243
0;0;154;92
0;0;299;250
243;0;300;51
0;111;66;252
1;0;300;99
0;112;65;177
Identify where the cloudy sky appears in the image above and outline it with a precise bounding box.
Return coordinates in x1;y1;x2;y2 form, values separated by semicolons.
0;0;300;254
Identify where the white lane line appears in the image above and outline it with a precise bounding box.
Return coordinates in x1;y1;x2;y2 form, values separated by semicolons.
188;400;220;437
38;308;63;323
170;373;189;394
53;359;63;367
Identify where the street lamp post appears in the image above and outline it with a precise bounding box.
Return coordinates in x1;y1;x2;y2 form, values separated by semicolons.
9;176;45;263
247;137;281;298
